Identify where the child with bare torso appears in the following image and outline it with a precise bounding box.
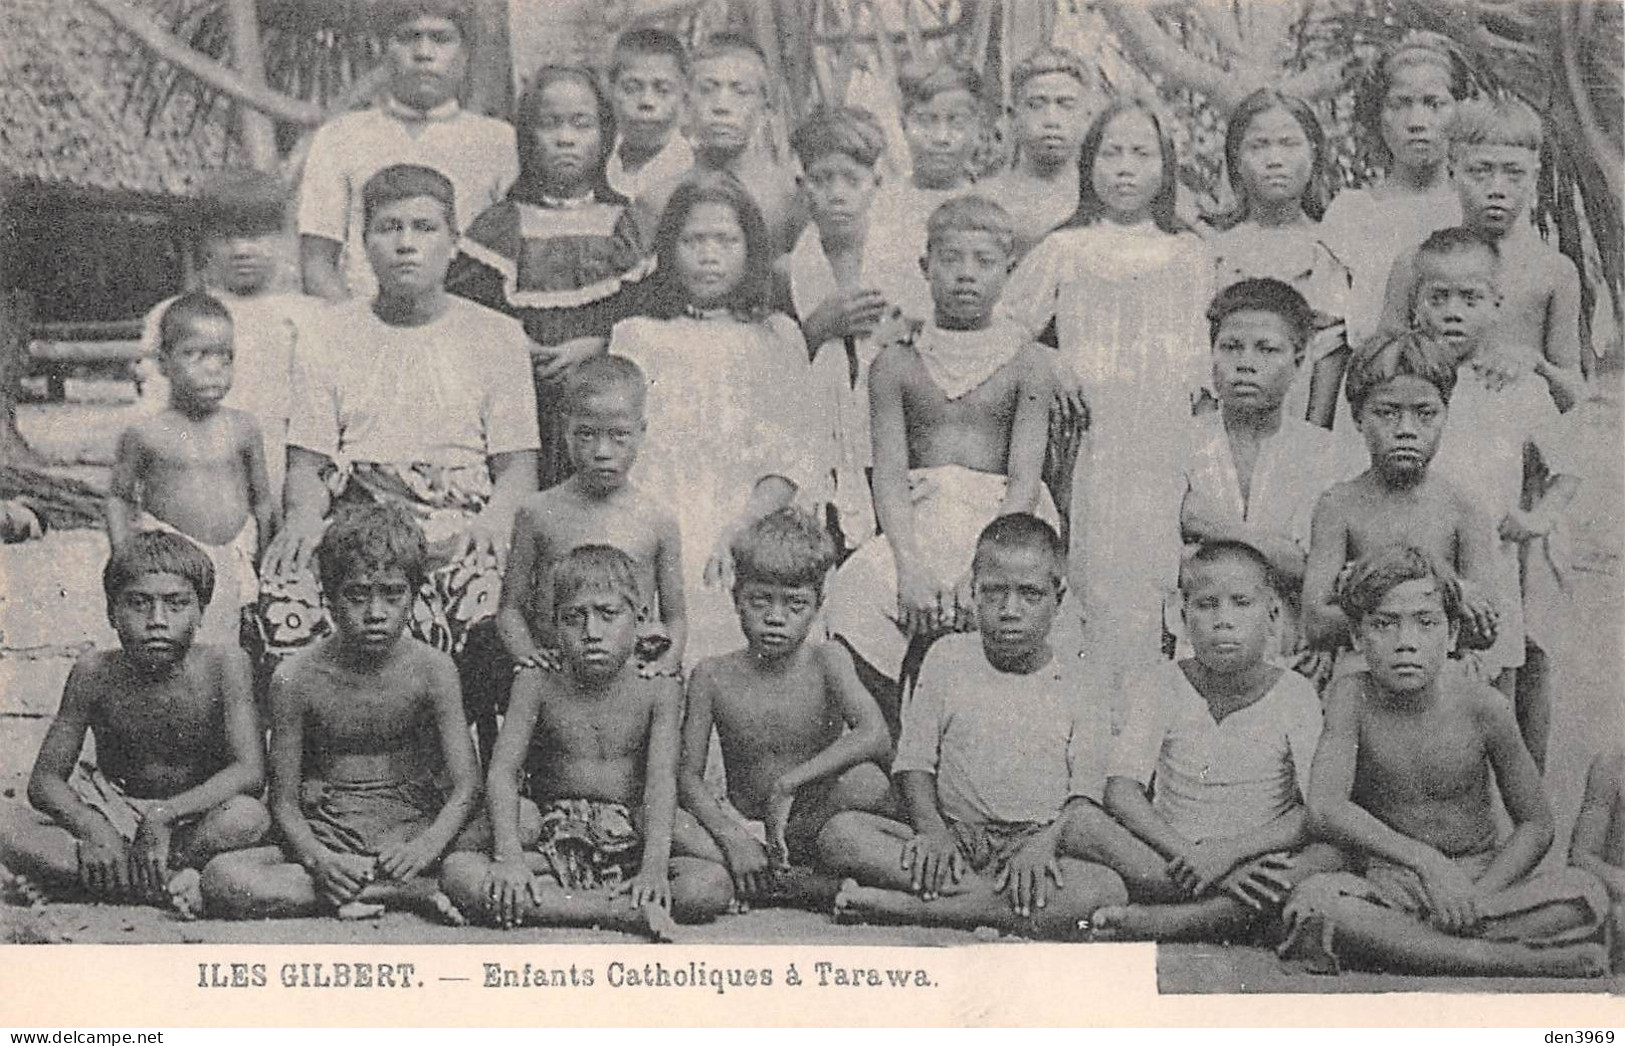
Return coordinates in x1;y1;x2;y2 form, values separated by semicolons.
824;195;1056;731
1569;745;1624;972
1303;331;1499;663
108;293;275;649
679;509;892;910
441;546;732;938
0;533;268;917
200;505;480;922
1282;546;1609;977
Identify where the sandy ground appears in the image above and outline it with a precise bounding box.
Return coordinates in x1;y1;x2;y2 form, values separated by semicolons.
2;380;1621;996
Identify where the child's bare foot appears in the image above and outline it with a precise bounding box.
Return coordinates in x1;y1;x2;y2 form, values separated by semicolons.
1538;942;1609;978
637;901;677;943
336;901;386;920
431;890;467;927
0;869;46;908
165;868;203;921
832;878;867;925
1081;904;1131;941
1276;912;1341;975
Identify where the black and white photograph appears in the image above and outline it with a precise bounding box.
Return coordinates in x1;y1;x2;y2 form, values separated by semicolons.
0;0;1621;1023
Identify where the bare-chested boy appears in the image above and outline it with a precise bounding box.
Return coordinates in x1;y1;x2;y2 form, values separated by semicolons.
824;195;1057;732
1302;330;1500;671
107;292;275;650
0;532;268;917
1569;744;1624;972
1379;96;1586;412
1282;546;1609;977
440;546;732;937
819;514;1127;936
679;509;893;910
979;47;1093;260
201;505;479;921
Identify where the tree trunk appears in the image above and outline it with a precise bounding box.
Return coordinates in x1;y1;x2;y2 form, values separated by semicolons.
226;0;278;170
0;289;43;468
469;0;514;118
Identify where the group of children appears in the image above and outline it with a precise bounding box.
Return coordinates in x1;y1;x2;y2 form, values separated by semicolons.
0;0;1619;977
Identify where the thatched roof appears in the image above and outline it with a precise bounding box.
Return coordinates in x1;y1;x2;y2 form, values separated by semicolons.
0;0;231;198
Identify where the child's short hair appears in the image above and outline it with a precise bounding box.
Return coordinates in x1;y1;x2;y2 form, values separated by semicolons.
1010;45;1092;99
1416;225;1502;268
730;508;836;596
377;0;472;43
1336;544;1462;628
316;502;429;600
361;163;457;235
925;194;1015;258
103;530;215;610
1206;278;1315;354
158;291;232;353
192;168;286;240
610;26;689;81
563;353;646;413
1344;330;1458;420
691;31;770;89
1179;538;1276;598
551;544;642;617
1354;32;1470;168
649;172;774;320
1448;95;1543;156
971;513;1064;586
899;59;985;114
790;106;887;170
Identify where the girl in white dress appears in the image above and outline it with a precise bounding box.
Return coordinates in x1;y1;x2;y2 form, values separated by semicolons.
1003;99;1209;674
608;173;830;663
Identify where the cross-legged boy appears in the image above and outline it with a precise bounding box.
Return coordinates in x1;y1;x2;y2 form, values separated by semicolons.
1569;745;1623;972
440;546;733;938
486;355;685;760
1179;278;1346;669
0;533;268;918
605;28;693;201
679;509;893;911
824;196;1058;735
108;293;275;651
818;515;1127;936
1302;330;1501;675
200;505;480;921
1088;539;1343;942
1281;546;1609;977
1412;227;1579;762
298;0;517;300
1379;97;1585;413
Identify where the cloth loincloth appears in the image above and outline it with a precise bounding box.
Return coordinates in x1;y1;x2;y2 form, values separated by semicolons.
298;776;445;859
533;798;642;890
136;511;258;650
946;817;1049;880
68;762;204;852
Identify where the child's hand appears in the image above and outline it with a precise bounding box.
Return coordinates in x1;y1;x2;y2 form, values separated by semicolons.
130;813;174;901
76;828;132;899
375;835;440;883
950;571;976;633
763;781;797;870
531;336;608;384
902;828;964;900
1168;839;1241;896
1049;357;1088;428
1498;508;1550;544
484;857;539;929
620;867;673;913
512;648;563;673
1468;345;1525;392
703;532;737;589
1533;356;1587;409
719;831;772;905
263;516;326;580
994;839;1063;917
1417;854;1481;933
1218;852;1295;910
309;848;374;909
896;564;939;637
1455;580;1500;652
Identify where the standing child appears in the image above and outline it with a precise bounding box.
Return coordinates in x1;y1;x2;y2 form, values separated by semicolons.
680;509;892;910
0;533;267;918
108;293;275;651
1208;90;1353;430
824;196;1058;735
785;106;921;552
201;505;480;922
819;515;1127;936
1092;539;1341;942
440;546;733;937
1320;32;1466;349
1379;96;1587;413
1003;98;1210;677
1302;331;1500;670
298;0;517;300
1282;547;1608;977
1568;745;1623;972
608;174;830;665
606;28;694;201
980;47;1095;260
1411;228;1579;761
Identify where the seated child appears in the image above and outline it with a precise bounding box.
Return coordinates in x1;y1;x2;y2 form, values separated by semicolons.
440;546;732;937
1180;278;1346;666
0;532;268;917
824;195;1057;733
1569;745;1624;972
1302;330;1500;675
1093;539;1343;942
1412;227;1579;761
1281;546;1610;977
200;504;480;921
679;509;893;910
109;293;275;650
818;514;1127;936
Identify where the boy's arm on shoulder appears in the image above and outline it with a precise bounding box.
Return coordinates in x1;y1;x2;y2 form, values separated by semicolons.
26;655;105;833
494;499;546;664
1375;244;1419;338
105;424;150;550
1473;687;1554;893
1543;249;1585;374
637;675;684;869
652;505;688;660
238;413;277;551
1302;486;1353;650
997;344;1058;516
